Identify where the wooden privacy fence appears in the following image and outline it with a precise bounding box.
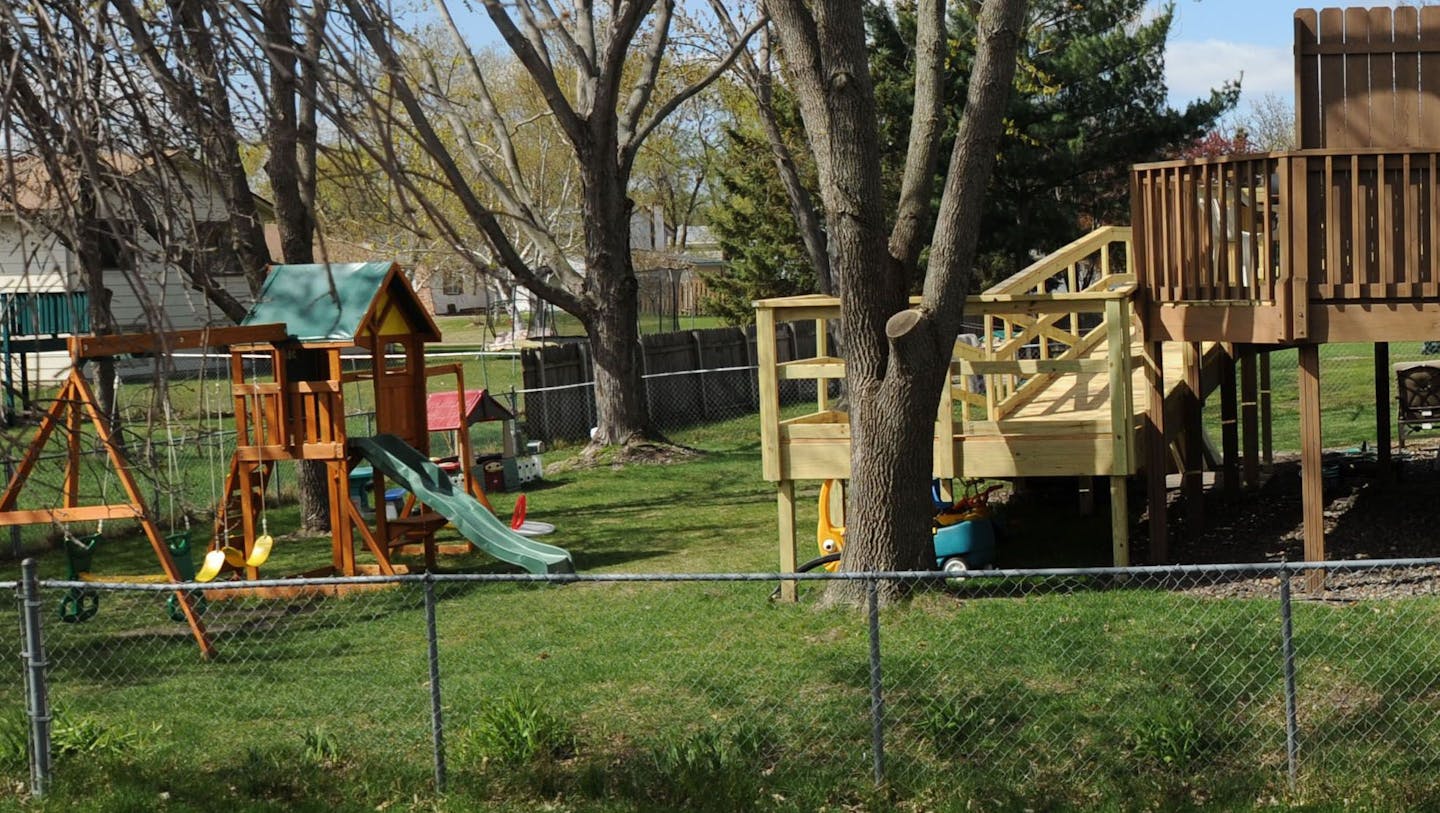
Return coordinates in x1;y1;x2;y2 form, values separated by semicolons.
519;322;830;443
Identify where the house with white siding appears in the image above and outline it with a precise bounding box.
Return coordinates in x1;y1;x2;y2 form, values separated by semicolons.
1;153;256;384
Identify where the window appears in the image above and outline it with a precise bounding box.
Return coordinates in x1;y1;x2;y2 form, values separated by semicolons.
442;269;464;296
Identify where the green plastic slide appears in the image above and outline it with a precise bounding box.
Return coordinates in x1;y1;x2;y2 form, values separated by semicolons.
350;435;575;575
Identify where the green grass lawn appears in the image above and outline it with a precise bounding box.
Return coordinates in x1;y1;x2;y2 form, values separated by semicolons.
4;409;1440;810
1205;341;1438;454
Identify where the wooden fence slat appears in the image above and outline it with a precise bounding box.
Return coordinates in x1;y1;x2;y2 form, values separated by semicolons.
1429;153;1440;300
1297;10;1323;148
1405;153;1420;297
1347;153;1359;299
1370;7;1398;146
1422;9;1440;137
1397;6;1422;145
1319;9;1347;147
1345;8;1374;147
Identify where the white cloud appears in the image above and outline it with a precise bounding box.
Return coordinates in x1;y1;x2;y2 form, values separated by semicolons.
1166;40;1293;106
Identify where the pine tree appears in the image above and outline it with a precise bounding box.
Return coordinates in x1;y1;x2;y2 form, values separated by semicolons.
706;0;1238;319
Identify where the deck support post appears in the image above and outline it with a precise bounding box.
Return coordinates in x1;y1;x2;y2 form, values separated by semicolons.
1109;475;1129;567
1299;344;1325;591
1183;342;1205;541
1260;352;1274;473
777;480;797;602
1240;347;1260;489
1375;342;1392;480
1219;344;1239;498
1143;341;1168;563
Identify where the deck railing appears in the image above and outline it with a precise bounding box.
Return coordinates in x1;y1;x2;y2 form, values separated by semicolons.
1133;149;1440;339
952;226;1135;425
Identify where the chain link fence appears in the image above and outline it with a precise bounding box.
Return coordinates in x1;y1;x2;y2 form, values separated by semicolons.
8;560;1440;808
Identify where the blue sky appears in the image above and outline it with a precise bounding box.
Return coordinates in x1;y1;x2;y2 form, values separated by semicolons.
1160;0;1297;108
451;2;1347;113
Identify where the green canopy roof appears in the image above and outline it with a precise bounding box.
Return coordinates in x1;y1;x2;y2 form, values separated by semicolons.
241;261;438;344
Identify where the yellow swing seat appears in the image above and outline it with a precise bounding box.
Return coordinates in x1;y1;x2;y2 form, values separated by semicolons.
195;535;274;582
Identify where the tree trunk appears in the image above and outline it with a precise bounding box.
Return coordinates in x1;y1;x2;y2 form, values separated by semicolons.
286;349;331;531
767;0;1028;602
262;0;332;531
579;150;650;446
582;233;648;445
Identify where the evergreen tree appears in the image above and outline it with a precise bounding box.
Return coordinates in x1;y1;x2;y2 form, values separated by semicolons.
706;0;1237;319
705;93;820;323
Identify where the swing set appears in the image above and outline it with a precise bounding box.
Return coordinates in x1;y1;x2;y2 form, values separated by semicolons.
0;324;288;658
3;261;557;657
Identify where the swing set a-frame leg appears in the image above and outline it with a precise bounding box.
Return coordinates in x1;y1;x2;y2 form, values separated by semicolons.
74;372;216;658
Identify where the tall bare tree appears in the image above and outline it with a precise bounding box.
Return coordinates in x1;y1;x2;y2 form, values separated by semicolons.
766;0;1028;597
316;0;762;449
3;0;337;529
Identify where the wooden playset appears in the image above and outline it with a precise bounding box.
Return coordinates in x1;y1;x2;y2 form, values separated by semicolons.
0;261;571;656
760;7;1433;589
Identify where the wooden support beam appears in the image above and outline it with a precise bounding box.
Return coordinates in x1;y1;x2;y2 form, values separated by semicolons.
1219;345;1239;498
776;480;797;602
0;374;76;512
68;323;289;359
1183;342;1205;540
1299;344;1326;591
1240;347;1260;489
1375;342;1393;480
1144;341;1169;563
0;505;142;525
756;308;782;482
1110;476;1129;567
1260;352;1274;472
73;371;214;657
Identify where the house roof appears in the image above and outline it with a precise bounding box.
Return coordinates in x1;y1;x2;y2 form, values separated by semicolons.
1;151;274;218
241;261;441;344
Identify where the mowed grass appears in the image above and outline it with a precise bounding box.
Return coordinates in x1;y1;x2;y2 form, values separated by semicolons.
1204;341;1438;454
4;411;1440;809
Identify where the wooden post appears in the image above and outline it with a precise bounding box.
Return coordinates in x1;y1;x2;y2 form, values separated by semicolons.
1105;296;1132;566
777;480;797;602
1144;341;1168;563
1375;342;1392;480
814;318;829;412
1260;352;1274;472
1219;344;1239;498
1299;344;1325;591
1110;476;1129;567
1183;342;1205;540
1240;347;1260;489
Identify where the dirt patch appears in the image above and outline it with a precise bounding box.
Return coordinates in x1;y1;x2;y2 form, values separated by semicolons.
547;436;704;472
1147;439;1440;599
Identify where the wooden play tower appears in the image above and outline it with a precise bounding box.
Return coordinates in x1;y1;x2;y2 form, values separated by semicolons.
758;7;1431;583
1131;6;1440;567
219;260;456;580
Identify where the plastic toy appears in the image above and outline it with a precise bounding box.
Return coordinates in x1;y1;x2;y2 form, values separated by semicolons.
803;478;1001;574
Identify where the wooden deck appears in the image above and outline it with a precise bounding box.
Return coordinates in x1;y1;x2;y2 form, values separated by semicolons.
756;228;1148;573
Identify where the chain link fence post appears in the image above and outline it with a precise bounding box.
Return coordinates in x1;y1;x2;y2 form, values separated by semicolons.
1280;563;1299;792
18;558;52;797
866;577;886;787
423;573;447;793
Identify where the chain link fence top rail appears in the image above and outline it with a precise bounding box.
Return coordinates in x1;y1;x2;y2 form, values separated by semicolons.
8;561;1440;809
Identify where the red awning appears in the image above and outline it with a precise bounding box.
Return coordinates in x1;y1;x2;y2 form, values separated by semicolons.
426;389;513;431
